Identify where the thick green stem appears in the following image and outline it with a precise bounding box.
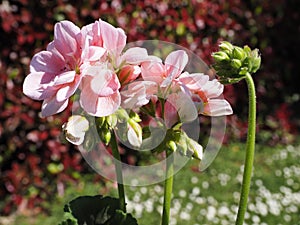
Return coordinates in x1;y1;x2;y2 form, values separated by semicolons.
110;131;126;212
161;150;174;225
235;73;256;225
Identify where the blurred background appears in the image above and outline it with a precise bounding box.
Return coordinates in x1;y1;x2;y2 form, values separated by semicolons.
0;0;299;224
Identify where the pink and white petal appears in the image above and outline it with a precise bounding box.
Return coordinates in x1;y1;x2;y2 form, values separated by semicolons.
90;70;120;96
93;92;121;117
166;92;198;126
202;79;224;98
203;99;233;116
122;47;149;64
56;76;81;102
54;71;76;85
41;96;69;117
179;72;209;91
164;97;179;129
30;51;65;74
80;79;99;115
53;20;81;59
86;46;106;62
141;61;164;84
100;20;126;55
165;50;188;79
23;72;57;100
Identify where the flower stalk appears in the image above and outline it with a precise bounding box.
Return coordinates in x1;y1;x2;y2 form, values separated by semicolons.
110;131;126;212
235;72;256;225
161;149;174;225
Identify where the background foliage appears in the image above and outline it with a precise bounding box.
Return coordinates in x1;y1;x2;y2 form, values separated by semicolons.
0;0;299;218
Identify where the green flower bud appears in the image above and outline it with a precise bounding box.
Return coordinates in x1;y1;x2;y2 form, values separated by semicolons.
106;114;118;128
129;111;142;122
219;41;234;52
96;116;106;128
82;130;96;151
212;41;261;84
166;140;177;152
230;59;242;69
232;47;247;61
115;108;129;123
212;51;230;62
100;128;112;145
186;138;203;160
249;49;261;73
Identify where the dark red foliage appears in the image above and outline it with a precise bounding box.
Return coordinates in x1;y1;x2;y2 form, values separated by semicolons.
0;0;298;216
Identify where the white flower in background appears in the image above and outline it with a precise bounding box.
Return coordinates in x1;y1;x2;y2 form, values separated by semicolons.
62;115;89;145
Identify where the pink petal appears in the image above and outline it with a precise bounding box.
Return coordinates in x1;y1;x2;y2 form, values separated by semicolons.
202;79;224;98
179;72;209;91
100;19;126;55
87;68;120;96
41;96;69;117
162;50;188;87
54;71;76;85
121;81;157;109
122;47;149;64
164;97;179;129
30;51;64;74
80;76;121;117
165;92;198;128
86;46;106;62
53;20;81;61
118;65;140;84
56;75;81;102
141;61;164;84
23;72;57;100
203;99;233;116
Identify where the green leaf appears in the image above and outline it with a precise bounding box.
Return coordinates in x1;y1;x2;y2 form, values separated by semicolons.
60;195;138;225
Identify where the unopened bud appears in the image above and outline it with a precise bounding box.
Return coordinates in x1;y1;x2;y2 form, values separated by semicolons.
232;47;246;61
230;59;242;69
100;128;112;145
219;41;234;52
212;51;230;62
166;140;177;152
62;115;89;145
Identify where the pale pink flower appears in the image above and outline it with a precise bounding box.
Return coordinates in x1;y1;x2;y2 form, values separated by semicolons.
80;66;121;117
23;21;82;117
178;72;233;116
141;50;187;89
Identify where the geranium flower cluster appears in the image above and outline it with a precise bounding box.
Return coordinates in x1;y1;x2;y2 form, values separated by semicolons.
23;19;233;158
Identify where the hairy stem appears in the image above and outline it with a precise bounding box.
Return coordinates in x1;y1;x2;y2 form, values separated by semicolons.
235;73;256;225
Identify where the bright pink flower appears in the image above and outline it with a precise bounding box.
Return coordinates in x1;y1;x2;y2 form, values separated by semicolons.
23;21;82;117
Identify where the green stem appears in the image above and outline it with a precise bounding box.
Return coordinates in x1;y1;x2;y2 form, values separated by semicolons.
235;73;256;225
110;131;126;212
161;150;174;225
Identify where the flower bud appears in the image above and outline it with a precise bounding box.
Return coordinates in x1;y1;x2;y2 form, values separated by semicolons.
100;128;112;145
212;41;261;84
106;114;118;128
186;138;203;160
219;41;234;52
249;49;261;73
230;59;242;69
232;47;246;61
212;51;230;62
115;108;129;123
128;118;142;147
62;115;89;145
166;140;177;152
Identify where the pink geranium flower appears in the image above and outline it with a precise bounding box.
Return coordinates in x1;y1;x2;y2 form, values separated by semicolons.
23;21;82;117
178;72;233;116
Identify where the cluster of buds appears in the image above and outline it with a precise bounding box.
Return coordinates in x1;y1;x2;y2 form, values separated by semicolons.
212;41;261;84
